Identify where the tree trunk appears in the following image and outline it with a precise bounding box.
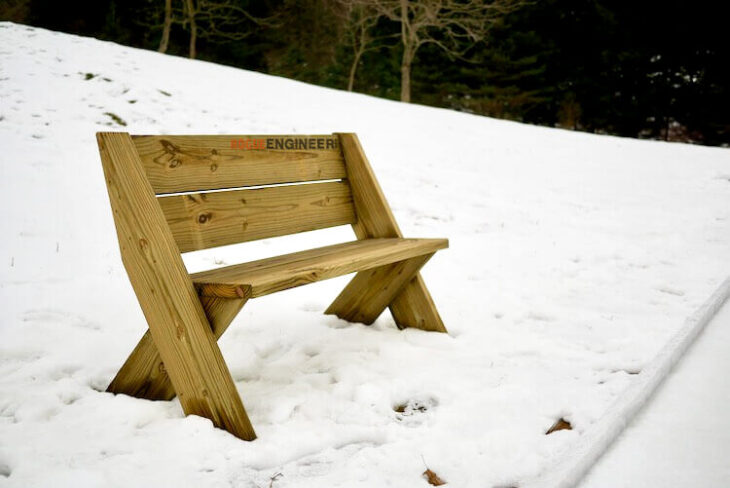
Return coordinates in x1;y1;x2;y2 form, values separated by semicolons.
400;42;416;103
189;20;197;59
348;49;363;92
158;0;172;53
185;0;197;59
400;56;411;103
399;0;412;103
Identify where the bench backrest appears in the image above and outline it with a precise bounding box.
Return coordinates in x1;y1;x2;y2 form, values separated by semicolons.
131;134;359;253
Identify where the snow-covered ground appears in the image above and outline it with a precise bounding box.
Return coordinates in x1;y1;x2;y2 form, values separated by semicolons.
0;22;729;487
580;297;730;487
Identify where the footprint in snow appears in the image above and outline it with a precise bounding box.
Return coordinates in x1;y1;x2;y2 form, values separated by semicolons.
22;309;100;330
393;396;438;423
299;301;322;312
656;286;685;297
527;311;555;322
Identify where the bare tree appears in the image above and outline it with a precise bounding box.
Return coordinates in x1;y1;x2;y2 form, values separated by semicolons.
178;0;274;59
182;0;198;58
158;0;173;53
337;2;394;91
135;0;183;54
349;0;525;102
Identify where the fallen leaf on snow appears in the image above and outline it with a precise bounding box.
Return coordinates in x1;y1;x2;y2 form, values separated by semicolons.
423;468;446;486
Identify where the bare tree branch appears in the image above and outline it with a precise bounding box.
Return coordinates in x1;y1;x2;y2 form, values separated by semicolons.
179;0;278;58
336;1;398;91
347;0;527;102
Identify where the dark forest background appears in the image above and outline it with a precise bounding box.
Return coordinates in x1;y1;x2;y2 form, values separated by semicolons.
2;0;729;146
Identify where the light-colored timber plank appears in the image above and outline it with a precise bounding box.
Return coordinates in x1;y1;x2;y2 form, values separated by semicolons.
192;238;448;298
335;133;448;333
97;132;256;440
325;253;434;324
159;180;356;252
107;295;249;402
336;133;402;239
107;328;173;401
389;274;447;332
132;134;345;194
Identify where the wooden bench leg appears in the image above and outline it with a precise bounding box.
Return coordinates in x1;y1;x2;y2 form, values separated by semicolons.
389;273;448;333
335;133;448;334
325;254;435;325
99;132;255;440
108;296;247;401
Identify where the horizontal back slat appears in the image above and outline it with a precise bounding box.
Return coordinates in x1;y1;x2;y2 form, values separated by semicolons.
133;135;346;194
159;181;356;252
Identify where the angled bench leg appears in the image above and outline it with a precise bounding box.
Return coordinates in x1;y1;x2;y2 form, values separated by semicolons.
389;273;447;333
325;254;433;325
99;132;255;440
335;132;448;334
108;296;248;401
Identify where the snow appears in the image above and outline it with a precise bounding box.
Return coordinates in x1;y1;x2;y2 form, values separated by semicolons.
530;276;730;488
579;295;730;488
1;22;729;487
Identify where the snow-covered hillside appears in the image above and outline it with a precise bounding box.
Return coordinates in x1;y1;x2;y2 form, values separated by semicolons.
1;22;729;487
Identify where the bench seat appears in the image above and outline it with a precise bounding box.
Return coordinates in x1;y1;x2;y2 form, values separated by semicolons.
191;237;448;299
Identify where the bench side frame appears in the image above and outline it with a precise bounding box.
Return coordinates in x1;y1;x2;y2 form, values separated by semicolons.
97;132;256;440
327;133;448;333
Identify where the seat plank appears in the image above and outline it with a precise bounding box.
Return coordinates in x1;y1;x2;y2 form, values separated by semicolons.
133;135;345;194
159;180;356;252
192;238;448;298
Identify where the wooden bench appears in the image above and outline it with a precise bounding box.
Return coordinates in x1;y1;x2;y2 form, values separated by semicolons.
97;132;448;441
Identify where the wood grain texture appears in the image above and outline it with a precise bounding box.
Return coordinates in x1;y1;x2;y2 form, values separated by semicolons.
335;133;448;333
325;254;434;324
97;131;256;440
108;296;249;402
192;238;447;298
107;328;173;401
158;181;356;252
389;274;446;332
133;135;345;194
336;133;401;239
102;131;449;443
